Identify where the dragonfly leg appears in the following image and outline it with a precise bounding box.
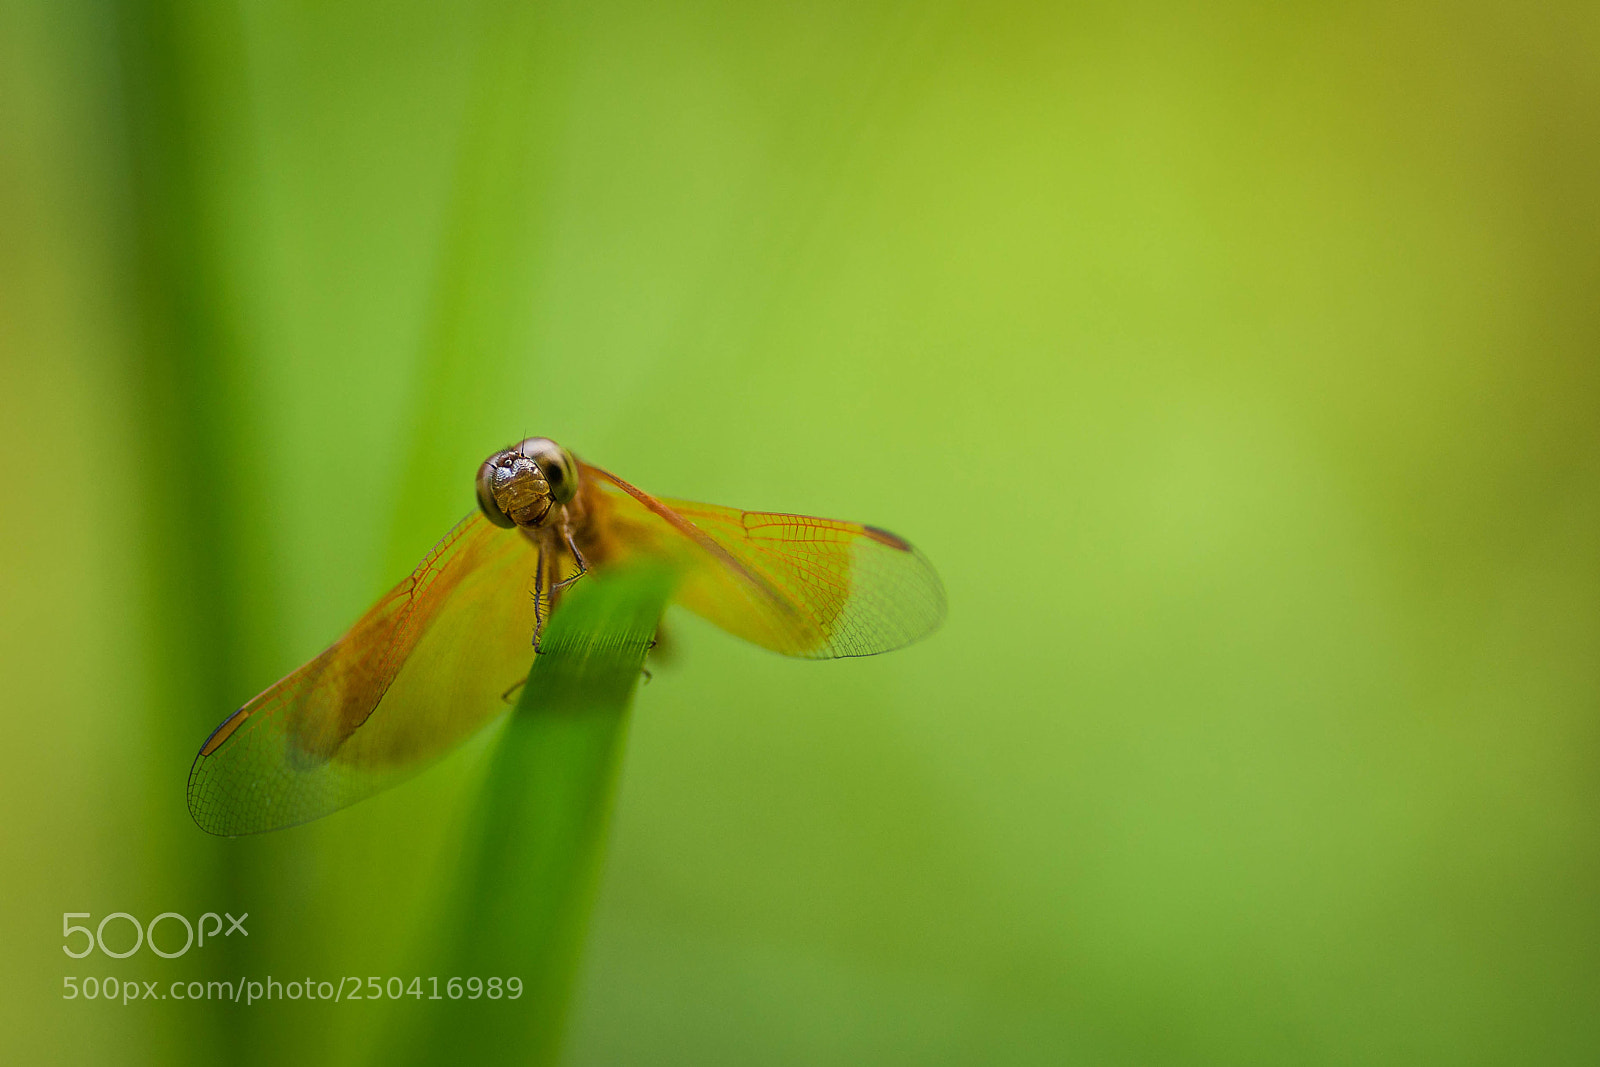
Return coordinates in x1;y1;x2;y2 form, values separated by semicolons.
501;674;528;703
646;619;674;665
530;544;550;652
552;524;589;592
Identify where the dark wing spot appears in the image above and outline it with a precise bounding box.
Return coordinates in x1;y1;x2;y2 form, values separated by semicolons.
862;524;913;551
199;707;251;756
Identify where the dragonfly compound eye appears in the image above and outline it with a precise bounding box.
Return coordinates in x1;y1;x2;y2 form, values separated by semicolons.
515;437;579;506
475;452;518;528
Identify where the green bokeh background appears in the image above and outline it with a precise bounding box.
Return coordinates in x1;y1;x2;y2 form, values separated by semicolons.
4;1;1598;1063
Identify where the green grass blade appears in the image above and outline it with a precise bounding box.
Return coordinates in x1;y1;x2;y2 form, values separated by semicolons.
397;562;676;1066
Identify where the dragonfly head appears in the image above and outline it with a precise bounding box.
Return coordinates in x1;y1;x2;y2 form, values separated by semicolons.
476;437;580;529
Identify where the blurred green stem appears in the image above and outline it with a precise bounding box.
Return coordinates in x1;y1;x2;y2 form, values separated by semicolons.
401;563;675;1066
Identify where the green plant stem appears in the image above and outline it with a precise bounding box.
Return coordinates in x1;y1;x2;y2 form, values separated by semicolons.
400;563;675;1066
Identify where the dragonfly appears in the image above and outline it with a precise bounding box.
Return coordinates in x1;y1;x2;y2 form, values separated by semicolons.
187;437;945;835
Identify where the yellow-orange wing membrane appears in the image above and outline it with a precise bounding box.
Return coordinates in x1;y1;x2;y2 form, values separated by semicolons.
586;466;946;659
187;513;540;835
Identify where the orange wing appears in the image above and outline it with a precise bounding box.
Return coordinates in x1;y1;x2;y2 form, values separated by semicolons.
187;513;542;835
585;465;946;659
